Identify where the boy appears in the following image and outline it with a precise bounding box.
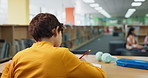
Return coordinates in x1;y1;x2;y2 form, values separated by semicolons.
2;13;106;78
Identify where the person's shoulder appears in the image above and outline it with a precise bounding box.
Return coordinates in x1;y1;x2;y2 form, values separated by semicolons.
12;48;31;60
128;35;134;39
54;47;70;53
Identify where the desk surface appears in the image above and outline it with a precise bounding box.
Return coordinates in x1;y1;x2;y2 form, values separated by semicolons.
0;55;148;78
76;55;148;78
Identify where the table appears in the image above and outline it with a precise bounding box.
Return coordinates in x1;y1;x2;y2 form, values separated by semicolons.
0;55;148;78
76;55;148;78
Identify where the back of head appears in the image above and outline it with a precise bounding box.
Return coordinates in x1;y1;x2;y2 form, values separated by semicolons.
127;27;135;37
29;13;63;42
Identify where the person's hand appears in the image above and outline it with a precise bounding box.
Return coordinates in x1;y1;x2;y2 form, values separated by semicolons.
137;45;143;49
80;58;86;61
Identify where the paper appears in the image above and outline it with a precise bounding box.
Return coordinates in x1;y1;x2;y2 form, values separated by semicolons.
0;60;11;73
91;63;102;68
0;63;6;73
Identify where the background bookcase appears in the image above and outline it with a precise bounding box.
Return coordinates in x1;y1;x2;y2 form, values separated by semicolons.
62;26;105;49
0;25;105;60
125;25;148;44
0;25;31;57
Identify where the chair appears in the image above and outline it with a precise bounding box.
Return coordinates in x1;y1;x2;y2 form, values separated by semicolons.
109;41;125;55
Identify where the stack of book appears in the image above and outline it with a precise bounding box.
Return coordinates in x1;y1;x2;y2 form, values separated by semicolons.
0;40;10;59
14;39;35;54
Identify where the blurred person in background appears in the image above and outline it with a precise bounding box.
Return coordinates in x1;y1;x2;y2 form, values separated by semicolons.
144;33;148;46
126;27;143;51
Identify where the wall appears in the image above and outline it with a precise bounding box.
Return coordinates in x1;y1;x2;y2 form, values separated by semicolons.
126;17;145;25
99;16;146;26
30;0;68;23
0;0;8;24
145;17;148;25
8;0;29;25
0;0;100;25
74;0;97;26
30;0;97;25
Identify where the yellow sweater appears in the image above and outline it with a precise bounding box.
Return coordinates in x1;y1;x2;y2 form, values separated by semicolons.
2;41;106;78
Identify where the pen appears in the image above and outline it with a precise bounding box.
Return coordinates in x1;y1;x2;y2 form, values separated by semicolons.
79;50;91;59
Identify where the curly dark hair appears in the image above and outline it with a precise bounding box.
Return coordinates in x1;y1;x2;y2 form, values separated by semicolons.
29;13;63;41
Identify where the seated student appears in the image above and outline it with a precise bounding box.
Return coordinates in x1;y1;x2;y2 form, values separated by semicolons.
1;13;106;78
144;33;148;45
126;27;143;51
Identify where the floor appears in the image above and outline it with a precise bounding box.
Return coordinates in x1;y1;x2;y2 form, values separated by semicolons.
76;33;125;55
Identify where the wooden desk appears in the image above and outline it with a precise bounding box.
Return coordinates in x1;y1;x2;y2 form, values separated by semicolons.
0;55;148;78
76;55;148;78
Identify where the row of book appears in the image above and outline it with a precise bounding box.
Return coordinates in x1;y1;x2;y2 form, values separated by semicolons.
14;39;35;54
61;26;104;48
0;40;10;59
0;39;35;59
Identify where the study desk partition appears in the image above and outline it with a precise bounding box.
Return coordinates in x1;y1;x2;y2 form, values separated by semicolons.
0;55;148;78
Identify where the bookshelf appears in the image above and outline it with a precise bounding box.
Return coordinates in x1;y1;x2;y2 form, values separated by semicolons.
0;25;13;58
125;25;148;44
62;26;105;50
0;25;30;57
0;25;105;60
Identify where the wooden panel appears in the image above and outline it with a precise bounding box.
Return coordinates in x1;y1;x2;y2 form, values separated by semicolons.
1;26;13;44
13;26;28;39
27;31;32;39
139;26;148;44
138;36;145;44
139;27;148;35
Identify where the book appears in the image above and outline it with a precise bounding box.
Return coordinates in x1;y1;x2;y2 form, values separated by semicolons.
14;40;21;53
0;41;10;59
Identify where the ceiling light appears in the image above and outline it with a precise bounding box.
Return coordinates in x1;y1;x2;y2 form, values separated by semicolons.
125;9;136;18
95;7;103;11
131;2;142;6
98;9;111;18
82;0;95;3
89;3;99;7
134;0;145;2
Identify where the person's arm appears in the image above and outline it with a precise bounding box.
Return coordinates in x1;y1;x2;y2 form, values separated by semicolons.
127;35;135;46
1;63;11;78
62;49;106;78
144;36;148;44
127;35;143;49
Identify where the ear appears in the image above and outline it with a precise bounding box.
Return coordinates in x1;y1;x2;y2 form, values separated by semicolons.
53;26;59;37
